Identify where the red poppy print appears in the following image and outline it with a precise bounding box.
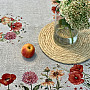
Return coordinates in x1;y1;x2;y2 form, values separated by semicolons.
10;22;22;31
52;6;56;14
0;32;3;38
74;87;77;90
11;18;14;21
68;71;84;85
70;65;83;73
52;6;59;14
80;87;83;89
0;15;27;42
0;73;16;86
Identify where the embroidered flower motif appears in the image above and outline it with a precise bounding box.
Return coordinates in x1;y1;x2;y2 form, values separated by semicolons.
52;6;59;14
74;87;77;90
70;65;83;73
10;22;22;31
0;32;3;38
1;16;10;25
68;71;84;85
22;71;38;85
41;79;54;86
44;67;50;72
49;69;64;80
0;15;27;42
51;0;58;5
10;18;14;21
4;32;16;40
52;6;56;14
0;73;16;86
80;87;83;89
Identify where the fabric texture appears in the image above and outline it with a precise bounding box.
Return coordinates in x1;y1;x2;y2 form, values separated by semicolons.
0;0;90;90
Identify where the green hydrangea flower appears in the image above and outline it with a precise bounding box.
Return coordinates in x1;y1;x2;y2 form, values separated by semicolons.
60;0;90;30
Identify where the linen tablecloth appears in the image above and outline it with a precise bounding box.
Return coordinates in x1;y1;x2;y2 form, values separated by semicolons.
0;0;90;90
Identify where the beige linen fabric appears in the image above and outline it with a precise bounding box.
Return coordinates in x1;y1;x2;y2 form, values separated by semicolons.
0;0;89;90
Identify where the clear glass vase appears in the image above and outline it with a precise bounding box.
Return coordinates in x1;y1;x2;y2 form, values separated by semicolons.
54;5;78;46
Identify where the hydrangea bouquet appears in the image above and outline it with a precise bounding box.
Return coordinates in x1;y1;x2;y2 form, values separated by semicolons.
55;0;90;30
52;0;90;45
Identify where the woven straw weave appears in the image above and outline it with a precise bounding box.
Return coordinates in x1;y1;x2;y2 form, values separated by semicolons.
38;22;90;64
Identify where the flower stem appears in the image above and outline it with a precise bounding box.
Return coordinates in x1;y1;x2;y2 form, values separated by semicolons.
47;72;49;90
50;86;51;90
47;85;49;90
56;80;59;90
47;72;48;78
31;84;32;90
56;77;60;90
8;85;10;90
69;29;73;44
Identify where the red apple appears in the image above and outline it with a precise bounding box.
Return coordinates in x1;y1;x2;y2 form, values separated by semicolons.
21;43;35;58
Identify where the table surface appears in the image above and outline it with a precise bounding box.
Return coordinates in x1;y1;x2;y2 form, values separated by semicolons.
0;0;90;90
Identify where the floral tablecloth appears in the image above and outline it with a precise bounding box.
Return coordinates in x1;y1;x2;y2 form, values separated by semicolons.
0;0;90;90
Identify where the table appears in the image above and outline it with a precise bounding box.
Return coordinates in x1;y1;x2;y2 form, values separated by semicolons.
0;0;90;90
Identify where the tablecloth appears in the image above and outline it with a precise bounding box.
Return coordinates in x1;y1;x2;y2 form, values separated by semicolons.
0;0;90;90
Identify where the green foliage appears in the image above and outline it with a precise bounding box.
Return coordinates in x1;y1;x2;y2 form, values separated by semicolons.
57;64;60;68
53;80;63;90
56;0;61;3
22;86;29;90
59;18;72;30
41;73;48;78
43;69;50;73
13;31;20;35
33;84;41;90
67;0;72;5
45;87;48;89
56;80;60;90
0;34;6;41
40;78;43;79
43;67;50;72
53;67;57;69
0;19;2;23
41;86;43;88
1;34;5;39
8;20;17;27
48;78;52;82
60;0;90;30
56;8;59;13
87;83;90;87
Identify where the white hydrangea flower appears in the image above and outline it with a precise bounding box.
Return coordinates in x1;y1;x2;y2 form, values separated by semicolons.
59;0;90;30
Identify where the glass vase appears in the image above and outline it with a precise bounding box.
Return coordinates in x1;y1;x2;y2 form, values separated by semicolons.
54;5;78;46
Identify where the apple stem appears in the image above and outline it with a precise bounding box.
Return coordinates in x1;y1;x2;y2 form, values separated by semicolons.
28;46;31;49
